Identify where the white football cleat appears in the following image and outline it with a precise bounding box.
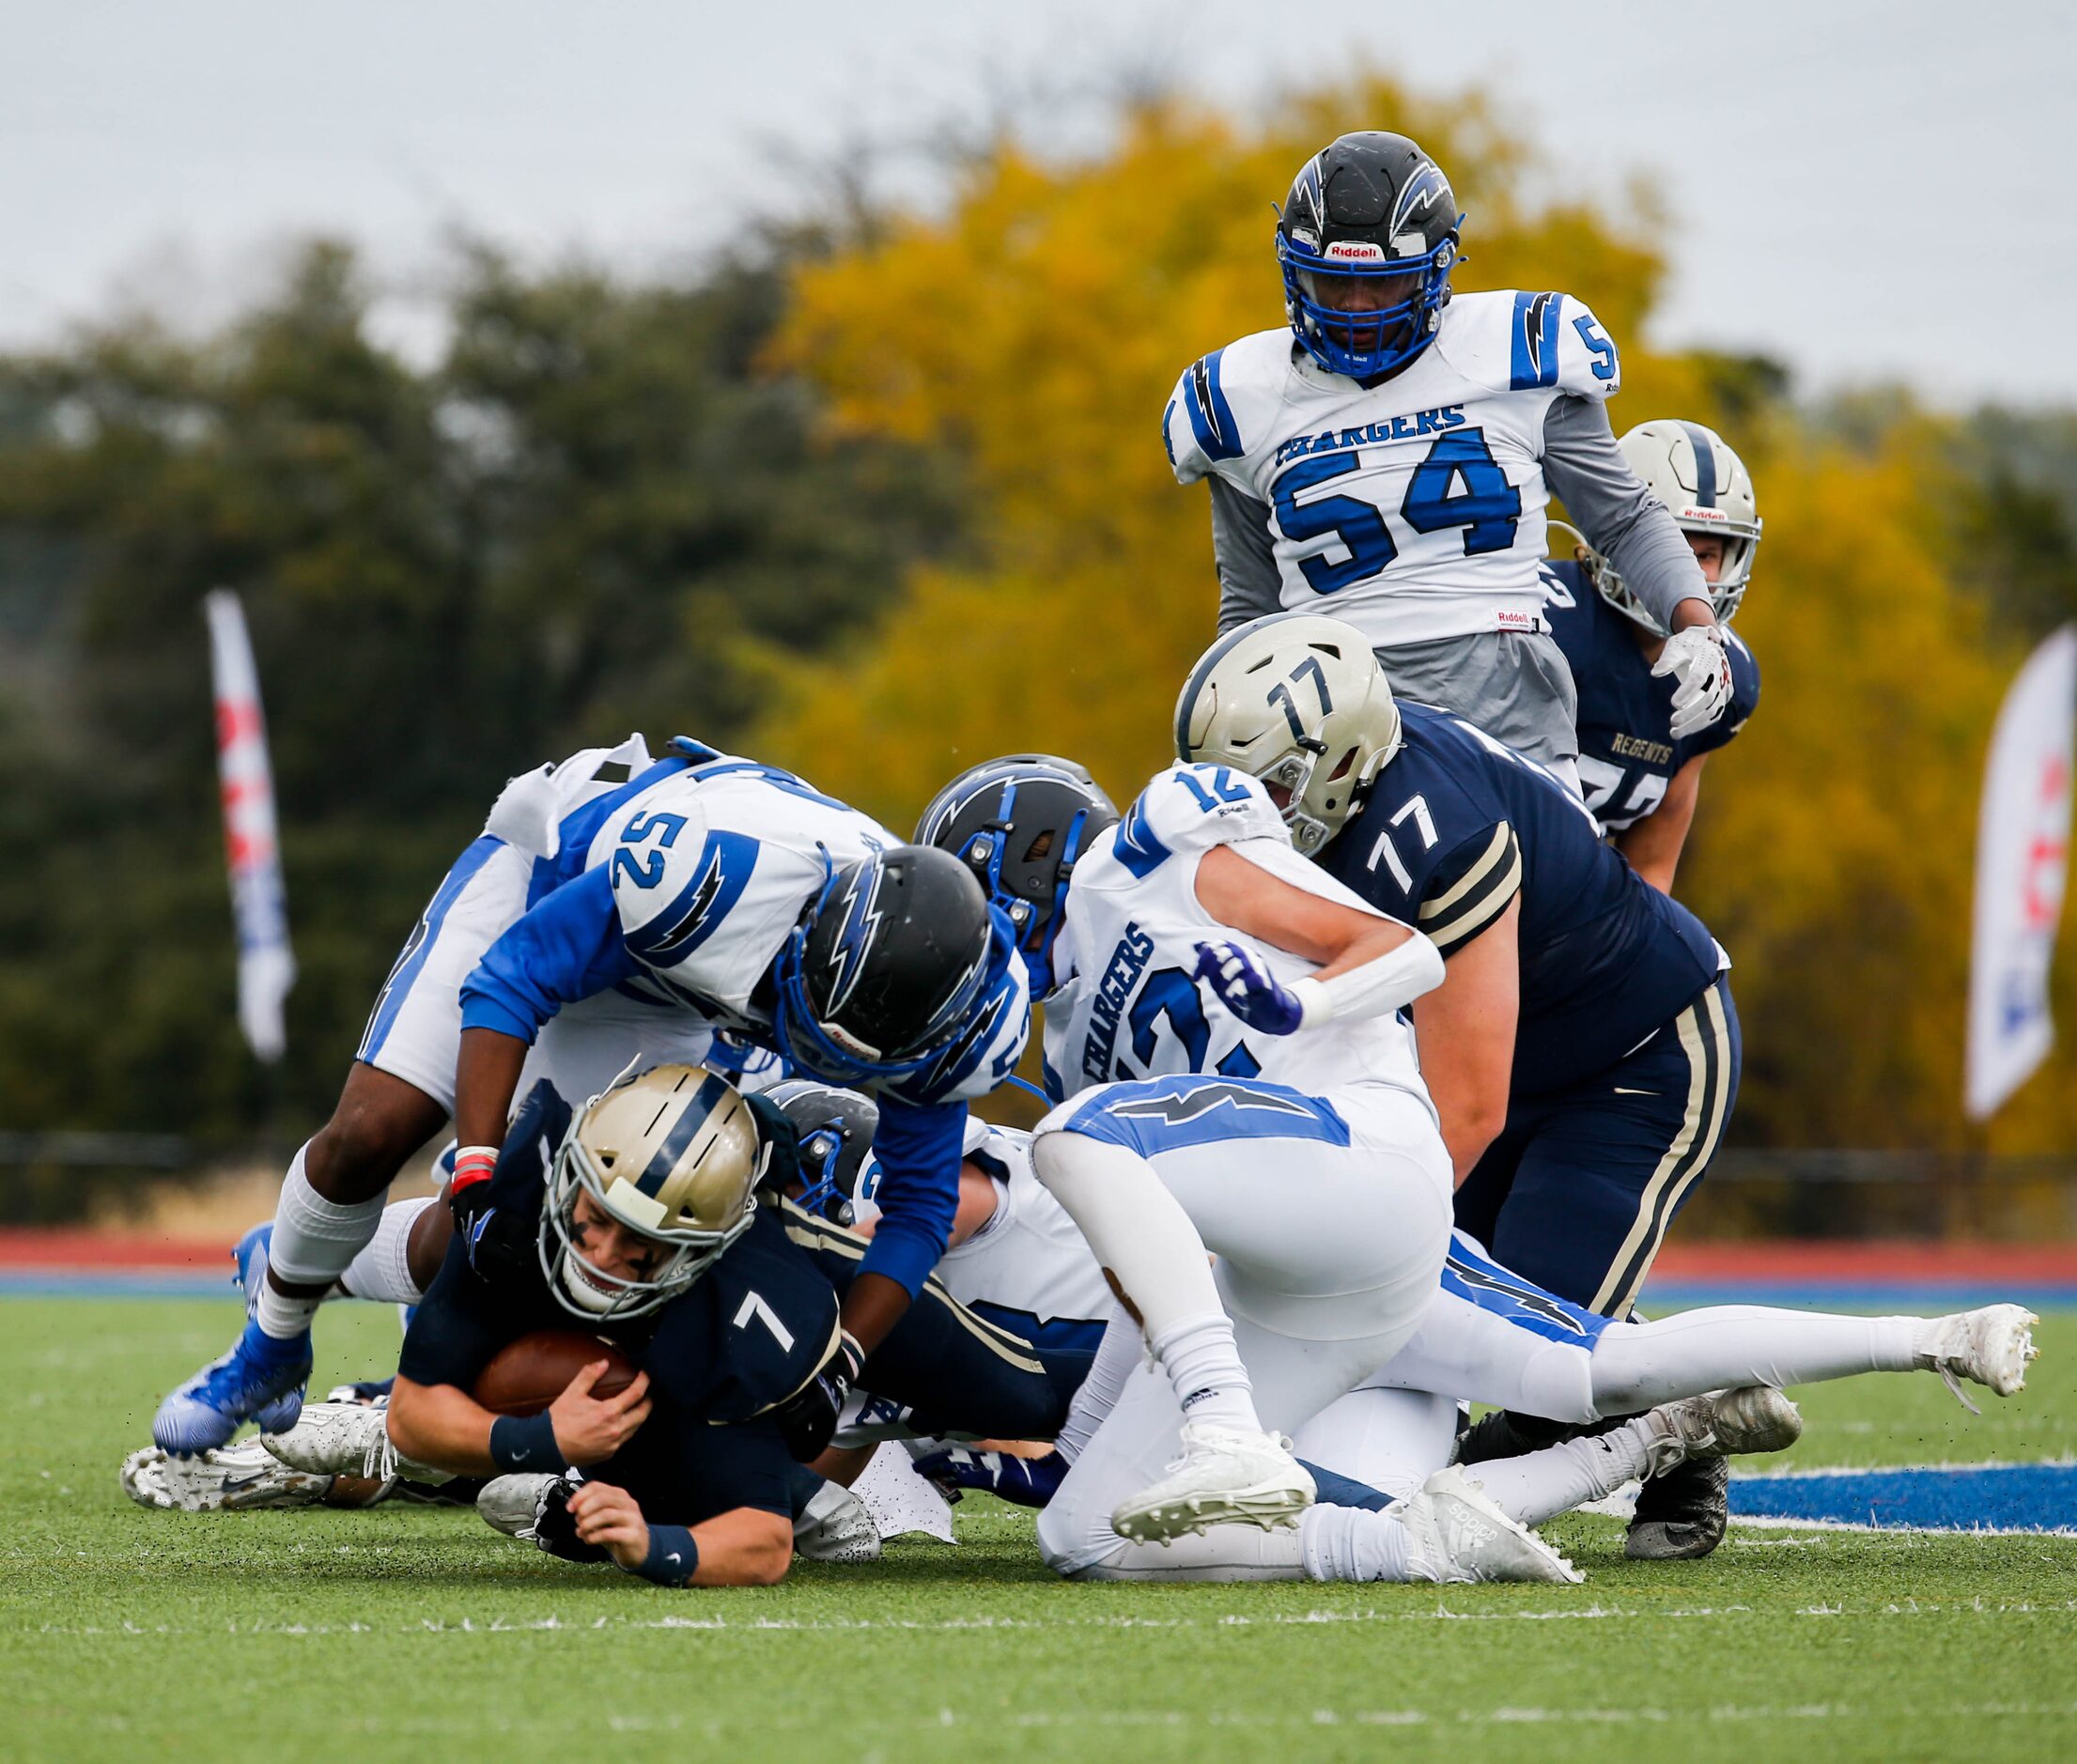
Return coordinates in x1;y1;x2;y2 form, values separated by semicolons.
1918;1305;2039;1414
1642;1385;1803;1476
120;1440;334;1512
794;1479;882;1564
264;1400;456;1485
477;1474;560;1539
1110;1420;1315;1541
1394;1465;1582;1585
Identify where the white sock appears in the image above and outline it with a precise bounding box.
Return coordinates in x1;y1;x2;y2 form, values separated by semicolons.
255;1145;387;1339
1589;1308;1922;1414
1080;1524;1307;1582
1300;1502;1414;1583
1056;1305;1142;1464
336;1197;437;1307
1462;1419;1658;1527
1148;1312;1263;1434
1032;1131;1261;1431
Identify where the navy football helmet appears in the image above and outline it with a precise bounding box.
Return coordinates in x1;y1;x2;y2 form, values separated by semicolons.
767;1079;879;1224
916;755;1118;998
1277;132;1462;381
771;845;993;1088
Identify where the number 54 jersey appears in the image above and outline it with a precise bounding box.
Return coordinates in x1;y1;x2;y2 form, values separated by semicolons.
1164;290;1621;647
1040;762;1435;1116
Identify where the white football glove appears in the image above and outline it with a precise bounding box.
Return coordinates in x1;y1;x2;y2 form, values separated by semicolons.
1652;624;1734;740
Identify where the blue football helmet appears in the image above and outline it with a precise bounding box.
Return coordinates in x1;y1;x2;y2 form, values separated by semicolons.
916;755;1118;998
1277;132;1462;381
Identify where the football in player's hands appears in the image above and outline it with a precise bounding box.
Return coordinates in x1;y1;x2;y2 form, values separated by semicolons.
1653;625;1733;739
1192;938;1306;1036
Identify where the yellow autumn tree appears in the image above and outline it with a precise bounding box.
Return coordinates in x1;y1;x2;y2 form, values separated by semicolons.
756;75;2071;1151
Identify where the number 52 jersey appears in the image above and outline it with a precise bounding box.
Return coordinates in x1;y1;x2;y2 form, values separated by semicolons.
1165;289;1621;647
1040;762;1434;1113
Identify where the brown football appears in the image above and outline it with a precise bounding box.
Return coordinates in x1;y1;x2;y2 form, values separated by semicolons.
473;1328;640;1416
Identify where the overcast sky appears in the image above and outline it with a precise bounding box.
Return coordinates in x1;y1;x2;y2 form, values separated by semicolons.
6;1;2072;406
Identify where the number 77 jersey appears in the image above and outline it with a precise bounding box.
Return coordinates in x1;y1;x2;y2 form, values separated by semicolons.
1164;289;1621;648
1039;762;1434;1114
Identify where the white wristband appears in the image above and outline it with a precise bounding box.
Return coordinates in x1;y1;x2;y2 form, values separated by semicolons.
1287;931;1446;1028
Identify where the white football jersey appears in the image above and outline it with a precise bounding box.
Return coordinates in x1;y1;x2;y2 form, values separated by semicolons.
592;759;891;1030
933;1122;1110;1342
1166;289;1622;646
1043;762;1433;1112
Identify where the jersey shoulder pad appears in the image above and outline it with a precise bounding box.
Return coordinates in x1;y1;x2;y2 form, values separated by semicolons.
1163;330;1291;484
602;795;751;964
1444;289;1621;398
1112;764;1290;874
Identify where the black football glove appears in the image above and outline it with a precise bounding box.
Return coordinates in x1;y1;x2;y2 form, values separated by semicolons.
772;1331;865;1461
524;1473;611;1565
456;1199;536;1283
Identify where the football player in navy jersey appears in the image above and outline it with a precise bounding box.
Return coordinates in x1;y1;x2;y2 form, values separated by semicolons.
1546;420;1763;892
1178;611;1746;1560
287;1065;1077;1587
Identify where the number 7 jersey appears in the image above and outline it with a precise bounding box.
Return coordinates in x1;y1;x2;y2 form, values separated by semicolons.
1165;289;1621;647
1040;762;1434;1115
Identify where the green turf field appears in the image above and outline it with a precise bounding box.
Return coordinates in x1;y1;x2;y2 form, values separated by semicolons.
4;1300;2074;1764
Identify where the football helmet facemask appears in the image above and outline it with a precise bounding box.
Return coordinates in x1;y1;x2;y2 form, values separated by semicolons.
915;754;1119;998
1277;132;1463;381
771;844;995;1088
538;1064;767;1320
1587;420;1762;632
1174;612;1403;856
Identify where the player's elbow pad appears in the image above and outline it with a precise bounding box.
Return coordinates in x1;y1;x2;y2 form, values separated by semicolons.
1288;930;1446;1027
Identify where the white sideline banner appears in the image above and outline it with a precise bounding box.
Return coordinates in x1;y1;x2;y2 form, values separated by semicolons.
1966;624;2075;1120
205;589;295;1062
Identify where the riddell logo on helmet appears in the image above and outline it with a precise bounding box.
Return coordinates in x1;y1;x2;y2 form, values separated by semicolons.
1681;505;1729;523
1324;240;1387;262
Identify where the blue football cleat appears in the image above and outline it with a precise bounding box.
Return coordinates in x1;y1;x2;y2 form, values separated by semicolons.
232;1222;273;1308
152;1317;313;1456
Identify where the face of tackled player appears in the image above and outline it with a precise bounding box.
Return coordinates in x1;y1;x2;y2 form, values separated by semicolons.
565;1187;670;1292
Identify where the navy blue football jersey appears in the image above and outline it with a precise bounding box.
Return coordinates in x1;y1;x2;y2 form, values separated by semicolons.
1542;560;1760;831
1317;702;1722;1095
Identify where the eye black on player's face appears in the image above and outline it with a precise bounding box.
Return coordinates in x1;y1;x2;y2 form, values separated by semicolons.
568;1187;666;1285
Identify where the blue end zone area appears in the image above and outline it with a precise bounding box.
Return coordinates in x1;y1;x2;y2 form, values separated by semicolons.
1647;1280;2077;1311
1732;1462;2077;1534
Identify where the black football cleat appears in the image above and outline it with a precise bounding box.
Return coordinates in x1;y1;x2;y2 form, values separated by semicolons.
1626;1451;1729;1560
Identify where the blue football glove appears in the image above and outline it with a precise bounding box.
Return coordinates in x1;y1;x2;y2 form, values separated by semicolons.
912;1445;1067;1509
1192;938;1306;1036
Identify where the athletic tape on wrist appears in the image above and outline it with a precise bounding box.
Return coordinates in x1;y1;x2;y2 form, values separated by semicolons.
451;1144;500;1195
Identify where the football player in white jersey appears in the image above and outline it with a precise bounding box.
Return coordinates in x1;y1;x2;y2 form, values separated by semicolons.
1167;132;1735;792
157;739;1030;1459
921;756;1587;1585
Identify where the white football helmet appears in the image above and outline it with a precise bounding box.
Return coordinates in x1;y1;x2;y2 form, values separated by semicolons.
1591;419;1761;632
538;1063;767;1319
1173;612;1402;856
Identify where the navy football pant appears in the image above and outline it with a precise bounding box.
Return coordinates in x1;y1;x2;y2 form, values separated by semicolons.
1453;970;1740;1318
